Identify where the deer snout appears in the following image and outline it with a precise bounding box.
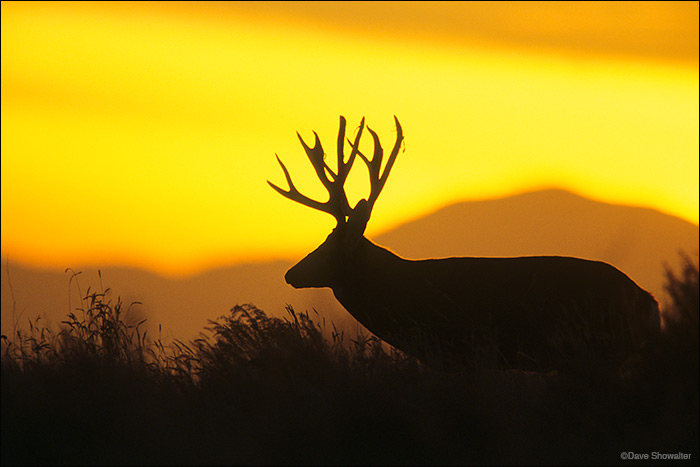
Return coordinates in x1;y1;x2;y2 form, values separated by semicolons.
285;253;334;289
284;262;314;289
284;267;301;288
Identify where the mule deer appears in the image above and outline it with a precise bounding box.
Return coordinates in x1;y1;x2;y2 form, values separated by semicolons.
269;116;660;371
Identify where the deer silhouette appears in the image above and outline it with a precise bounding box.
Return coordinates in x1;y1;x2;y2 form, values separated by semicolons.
269;116;660;371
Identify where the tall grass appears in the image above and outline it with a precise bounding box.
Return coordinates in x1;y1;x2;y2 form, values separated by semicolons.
2;255;698;465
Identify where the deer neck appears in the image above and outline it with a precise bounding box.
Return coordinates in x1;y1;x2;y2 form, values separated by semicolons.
331;237;404;303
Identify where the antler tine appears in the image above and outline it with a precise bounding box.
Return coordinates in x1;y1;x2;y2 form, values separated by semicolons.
269;117;370;225
377;115;403;196
336;116;347;179
334;116;366;215
267;155;341;221
348;115;403;213
297;127;352;220
297;130;337;184
336;116;365;181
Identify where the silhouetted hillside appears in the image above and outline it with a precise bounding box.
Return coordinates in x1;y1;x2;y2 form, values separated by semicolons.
2;189;697;340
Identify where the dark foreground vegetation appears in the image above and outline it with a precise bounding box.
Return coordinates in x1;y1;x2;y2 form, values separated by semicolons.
2;256;698;466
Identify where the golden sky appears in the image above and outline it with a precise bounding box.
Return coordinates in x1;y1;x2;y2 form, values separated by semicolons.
2;1;698;277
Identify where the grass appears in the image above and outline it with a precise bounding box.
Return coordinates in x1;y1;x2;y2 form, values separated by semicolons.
1;256;698;465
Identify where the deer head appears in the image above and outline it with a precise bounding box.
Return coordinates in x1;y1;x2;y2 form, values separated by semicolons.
268;116;403;288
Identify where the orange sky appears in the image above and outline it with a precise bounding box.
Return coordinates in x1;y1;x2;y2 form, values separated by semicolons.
2;1;698;277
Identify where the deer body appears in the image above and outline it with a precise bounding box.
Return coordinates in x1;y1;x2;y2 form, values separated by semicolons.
270;116;660;371
287;233;659;370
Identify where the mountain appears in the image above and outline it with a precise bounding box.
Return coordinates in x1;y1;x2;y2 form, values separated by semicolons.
2;189;697;341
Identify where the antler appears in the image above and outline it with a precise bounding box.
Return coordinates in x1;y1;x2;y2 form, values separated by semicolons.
347;115;403;215
268;116;365;225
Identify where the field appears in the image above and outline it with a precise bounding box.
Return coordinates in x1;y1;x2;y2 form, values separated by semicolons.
2;256;698;465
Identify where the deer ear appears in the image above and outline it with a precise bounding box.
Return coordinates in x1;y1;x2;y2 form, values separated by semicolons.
345;199;370;239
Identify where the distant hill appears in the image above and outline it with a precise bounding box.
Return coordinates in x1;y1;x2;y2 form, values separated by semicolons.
2;189;697;341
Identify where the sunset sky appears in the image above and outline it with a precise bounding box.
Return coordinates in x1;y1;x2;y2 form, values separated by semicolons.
2;1;698;277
